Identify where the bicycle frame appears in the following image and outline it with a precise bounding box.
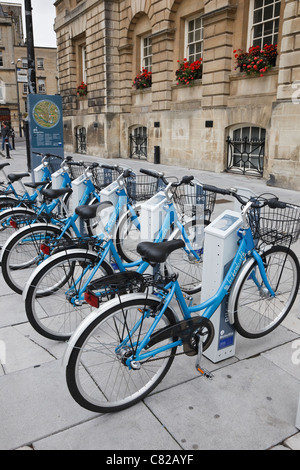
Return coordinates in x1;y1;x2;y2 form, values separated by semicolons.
120;225;276;366
0;162;52;205
68;188;202;305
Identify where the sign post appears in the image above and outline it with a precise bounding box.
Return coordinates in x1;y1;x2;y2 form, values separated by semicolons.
27;94;64;172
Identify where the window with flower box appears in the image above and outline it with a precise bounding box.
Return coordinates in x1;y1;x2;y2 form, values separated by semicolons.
141;36;152;73
249;0;281;49
185;15;203;63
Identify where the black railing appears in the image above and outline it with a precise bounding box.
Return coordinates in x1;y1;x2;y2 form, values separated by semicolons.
129;133;147;159
226;136;265;176
75;128;87;154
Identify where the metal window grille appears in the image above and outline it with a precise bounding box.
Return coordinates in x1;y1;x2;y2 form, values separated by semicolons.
129;127;148;160
227;126;265;176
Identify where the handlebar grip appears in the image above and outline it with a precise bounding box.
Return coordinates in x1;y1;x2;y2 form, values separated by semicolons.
140;168;161;178
202;184;231;196
182;175;194;185
101;164;117;170
267;198;287;209
45;153;63;159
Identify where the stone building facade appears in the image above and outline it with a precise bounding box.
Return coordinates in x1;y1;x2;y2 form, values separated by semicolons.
54;0;300;190
0;2;58;135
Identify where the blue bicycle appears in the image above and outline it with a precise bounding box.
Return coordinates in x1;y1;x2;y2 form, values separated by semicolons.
23;175;210;340
0;162;121;294
0;152;62;211
63;186;300;412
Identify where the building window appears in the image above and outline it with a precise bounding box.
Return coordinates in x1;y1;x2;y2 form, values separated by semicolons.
38;79;46;94
185;15;203;63
250;0;281;48
141;36;152;72
227;126;266;176
0;51;3;67
23;83;28;94
130;126;148;160
22;58;28;68
81;45;87;83
37;58;44;70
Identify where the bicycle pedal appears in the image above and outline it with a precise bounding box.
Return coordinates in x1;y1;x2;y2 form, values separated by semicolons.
196;366;213;380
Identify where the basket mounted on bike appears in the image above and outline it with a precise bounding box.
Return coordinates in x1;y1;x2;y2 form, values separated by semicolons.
125;174;160;202
172;182;216;222
248;196;300;247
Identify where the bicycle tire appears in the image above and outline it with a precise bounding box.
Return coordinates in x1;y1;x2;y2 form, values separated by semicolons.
24;249;114;341
0;207;38;249
66;296;178;413
1;223;72;294
167;218;209;294
0;196;25;212
232;246;300;339
115;204;142;263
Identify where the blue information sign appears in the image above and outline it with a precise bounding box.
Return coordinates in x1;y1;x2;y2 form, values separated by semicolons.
28;94;64;171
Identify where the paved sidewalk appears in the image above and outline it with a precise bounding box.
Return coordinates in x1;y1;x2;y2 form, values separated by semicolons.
0;141;300;451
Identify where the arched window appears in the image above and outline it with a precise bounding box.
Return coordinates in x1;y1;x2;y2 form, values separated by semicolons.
129;126;148;160
227;125;266;175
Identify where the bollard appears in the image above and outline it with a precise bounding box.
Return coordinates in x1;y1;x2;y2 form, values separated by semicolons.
5;140;11;159
296;390;300;430
154;146;160;164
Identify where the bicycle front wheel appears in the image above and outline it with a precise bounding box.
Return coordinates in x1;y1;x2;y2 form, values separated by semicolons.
24;250;113;341
66;297;178;413
233;246;300;338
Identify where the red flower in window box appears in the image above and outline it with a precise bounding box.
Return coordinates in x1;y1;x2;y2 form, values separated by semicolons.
132;68;152;90
175;58;203;85
77;82;88;97
233;44;277;77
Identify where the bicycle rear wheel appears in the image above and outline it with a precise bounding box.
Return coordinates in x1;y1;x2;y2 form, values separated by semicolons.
24;249;113;341
0;207;38;248
1;224;72;294
66;297;178;413
233;246;300;338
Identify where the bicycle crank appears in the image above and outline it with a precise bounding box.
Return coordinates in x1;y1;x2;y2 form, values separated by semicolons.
145;316;214;357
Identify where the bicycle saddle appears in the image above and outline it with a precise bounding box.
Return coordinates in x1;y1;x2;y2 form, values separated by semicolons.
24;181;50;189
0;162;10;170
7;172;30;182
75;201;113;220
42;187;72;200
137;239;185;264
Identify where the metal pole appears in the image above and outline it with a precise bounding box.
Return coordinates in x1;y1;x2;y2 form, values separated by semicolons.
13;60;23;138
24;0;36;171
25;0;36;94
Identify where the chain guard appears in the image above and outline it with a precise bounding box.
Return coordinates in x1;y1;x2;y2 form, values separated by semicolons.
146;316;214;356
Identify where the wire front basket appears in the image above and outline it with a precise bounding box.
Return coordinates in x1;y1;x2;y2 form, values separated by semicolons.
47;156;63;174
92;167;120;190
248;199;300;247
125;175;159;202
172;184;216;221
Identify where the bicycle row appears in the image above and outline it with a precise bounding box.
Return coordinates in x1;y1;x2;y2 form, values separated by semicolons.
0;152;300;414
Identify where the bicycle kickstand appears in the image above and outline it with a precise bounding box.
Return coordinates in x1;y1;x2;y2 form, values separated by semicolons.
195;333;213;380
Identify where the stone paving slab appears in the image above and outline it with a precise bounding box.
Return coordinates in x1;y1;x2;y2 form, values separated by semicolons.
144;355;300;451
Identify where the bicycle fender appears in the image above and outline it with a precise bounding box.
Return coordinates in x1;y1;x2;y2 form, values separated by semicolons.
227;256;257;325
0;222;66;263
22;248;100;301
62;293;180;368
